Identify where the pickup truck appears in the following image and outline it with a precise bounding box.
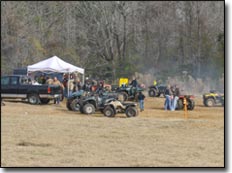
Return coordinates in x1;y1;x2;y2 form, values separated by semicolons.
1;75;62;104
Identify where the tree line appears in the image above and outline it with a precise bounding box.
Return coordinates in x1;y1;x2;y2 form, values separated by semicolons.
1;1;224;84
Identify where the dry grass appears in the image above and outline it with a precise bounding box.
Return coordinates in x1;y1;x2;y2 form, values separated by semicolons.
1;96;224;167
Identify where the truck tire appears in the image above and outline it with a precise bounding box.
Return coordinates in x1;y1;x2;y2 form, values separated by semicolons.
28;94;39;105
103;106;115;117
40;98;50;104
125;106;138;117
83;103;95;114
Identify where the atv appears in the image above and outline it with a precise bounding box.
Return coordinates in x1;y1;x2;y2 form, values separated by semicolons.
102;100;139;118
203;90;224;107
66;90;86;111
78;92;119;114
148;84;167;97
116;85;144;101
176;95;195;110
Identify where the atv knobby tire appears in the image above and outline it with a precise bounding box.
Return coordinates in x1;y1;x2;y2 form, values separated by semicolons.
187;100;195;110
205;98;215;107
66;101;72;111
121;92;128;101
177;99;183;110
103;106;115;117
125;106;138;117
148;89;156;97
83;103;95;114
70;99;81;111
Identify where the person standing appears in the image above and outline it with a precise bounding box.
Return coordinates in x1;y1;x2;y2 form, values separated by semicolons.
138;91;145;112
62;75;68;98
83;79;91;92
164;85;173;110
52;77;64;104
171;85;180;111
74;79;82;92
45;76;53;85
67;79;74;97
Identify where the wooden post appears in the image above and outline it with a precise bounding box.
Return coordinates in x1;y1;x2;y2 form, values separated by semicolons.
183;97;188;119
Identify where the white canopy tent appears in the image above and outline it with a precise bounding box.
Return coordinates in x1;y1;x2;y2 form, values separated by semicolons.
27;55;85;97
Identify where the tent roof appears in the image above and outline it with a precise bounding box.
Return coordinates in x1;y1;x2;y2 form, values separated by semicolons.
27;56;84;74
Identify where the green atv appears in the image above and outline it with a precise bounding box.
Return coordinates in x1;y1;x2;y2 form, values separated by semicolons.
116;85;144;101
203;90;224;107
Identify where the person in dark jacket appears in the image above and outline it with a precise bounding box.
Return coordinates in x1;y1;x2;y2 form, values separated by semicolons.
164;85;173;110
171;85;180;111
130;77;138;87
95;81;104;95
138;91;145;112
130;77;138;96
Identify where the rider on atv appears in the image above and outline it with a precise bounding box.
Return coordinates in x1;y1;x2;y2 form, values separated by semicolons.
130;77;138;96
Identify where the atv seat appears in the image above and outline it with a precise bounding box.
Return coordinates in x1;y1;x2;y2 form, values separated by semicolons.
122;102;136;106
103;98;116;104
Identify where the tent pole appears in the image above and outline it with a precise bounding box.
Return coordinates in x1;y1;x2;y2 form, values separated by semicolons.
83;73;85;86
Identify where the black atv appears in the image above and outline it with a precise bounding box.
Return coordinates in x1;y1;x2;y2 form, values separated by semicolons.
116;85;144;101
148;84;167;97
66;90;86;111
78;92;119;114
102;100;139;118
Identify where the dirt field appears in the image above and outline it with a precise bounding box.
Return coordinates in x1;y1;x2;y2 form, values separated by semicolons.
1;96;224;167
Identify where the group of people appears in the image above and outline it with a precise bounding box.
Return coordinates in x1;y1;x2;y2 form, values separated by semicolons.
62;74;83;98
164;85;180;111
40;74;88;104
32;74;180;111
137;82;181;112
33;73;113;105
45;76;64;104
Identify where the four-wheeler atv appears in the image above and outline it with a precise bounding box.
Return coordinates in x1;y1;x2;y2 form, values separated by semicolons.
102;100;139;118
78;92;119;114
148;84;167;97
203;90;224;107
176;95;195;110
116;85;144;101
66;90;86;111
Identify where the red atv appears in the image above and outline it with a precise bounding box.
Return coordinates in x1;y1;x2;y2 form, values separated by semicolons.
176;95;195;110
